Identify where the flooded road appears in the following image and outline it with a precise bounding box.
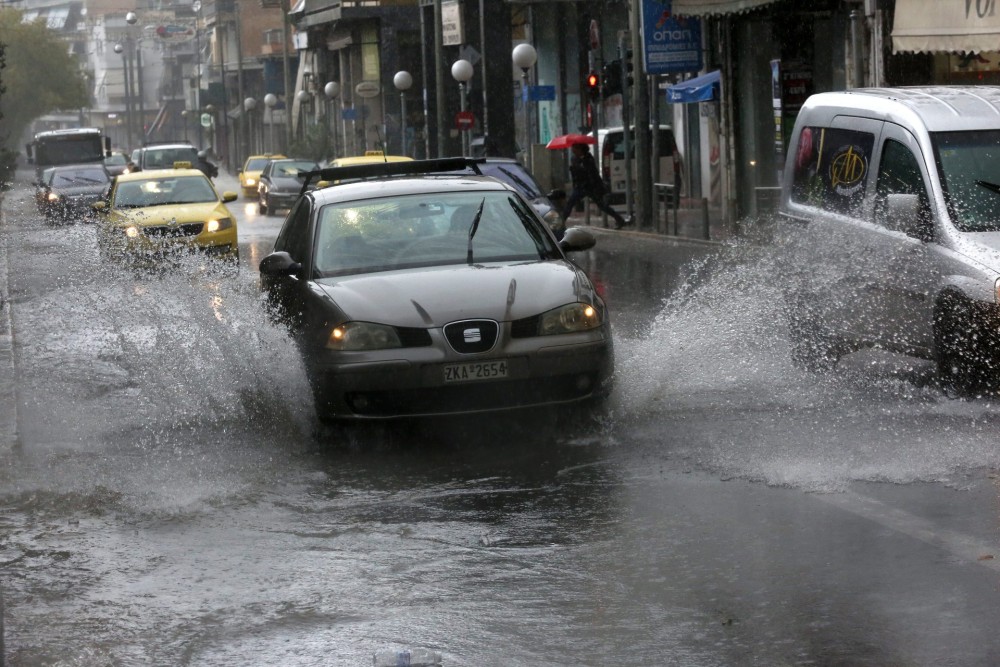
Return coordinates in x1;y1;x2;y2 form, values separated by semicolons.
4;175;1000;666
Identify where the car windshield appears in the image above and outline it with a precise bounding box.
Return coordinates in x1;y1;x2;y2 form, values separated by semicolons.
51;167;109;187
478;162;543;199
933;130;1000;232
313;191;558;277
143;147;198;169
272;161;318;178
112;175;217;208
246;158;271;171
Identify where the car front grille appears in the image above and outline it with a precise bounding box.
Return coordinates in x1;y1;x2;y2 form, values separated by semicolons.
443;319;499;354
345;373;601;417
144;223;204;238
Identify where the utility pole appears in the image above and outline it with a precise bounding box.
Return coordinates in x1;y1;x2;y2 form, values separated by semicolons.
630;0;652;229
235;1;246;165
433;0;445;158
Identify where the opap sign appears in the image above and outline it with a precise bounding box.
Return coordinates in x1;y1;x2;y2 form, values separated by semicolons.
641;0;702;75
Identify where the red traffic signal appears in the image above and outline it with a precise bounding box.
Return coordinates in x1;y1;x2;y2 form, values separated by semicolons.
587;71;600;90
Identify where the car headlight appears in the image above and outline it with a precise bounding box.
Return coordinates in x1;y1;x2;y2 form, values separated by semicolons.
538;302;603;335
47;192;60;202
326;321;402;351
125;225;140;238
245;178;256;186
206;217;233;233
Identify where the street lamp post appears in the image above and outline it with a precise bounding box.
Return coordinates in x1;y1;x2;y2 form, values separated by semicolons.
244;97;257;154
181;109;190;143
451;60;473;157
392;71;412;158
512;43;537;166
296;89;312;143
323;82;340;160
193;0;203;148
113;42;133;149
264;93;277;153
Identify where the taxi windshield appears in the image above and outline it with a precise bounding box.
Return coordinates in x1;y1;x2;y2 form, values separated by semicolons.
246;158;271;171
113;175;217;208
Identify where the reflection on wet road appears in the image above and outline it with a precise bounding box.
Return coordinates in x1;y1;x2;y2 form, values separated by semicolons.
4;177;1000;665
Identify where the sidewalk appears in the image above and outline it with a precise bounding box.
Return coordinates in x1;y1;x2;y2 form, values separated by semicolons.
564;196;727;244
0;201;17;454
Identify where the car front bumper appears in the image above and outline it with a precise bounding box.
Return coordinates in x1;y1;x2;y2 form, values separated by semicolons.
308;332;614;419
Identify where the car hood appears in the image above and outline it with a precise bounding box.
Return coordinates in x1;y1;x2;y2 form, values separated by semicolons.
55;184;107;197
315;260;597;327
110;202;227;227
951;231;1000;272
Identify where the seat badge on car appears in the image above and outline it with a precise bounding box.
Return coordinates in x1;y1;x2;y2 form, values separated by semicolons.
463;327;482;343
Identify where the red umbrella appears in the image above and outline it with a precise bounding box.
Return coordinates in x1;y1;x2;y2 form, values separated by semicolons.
545;133;598;150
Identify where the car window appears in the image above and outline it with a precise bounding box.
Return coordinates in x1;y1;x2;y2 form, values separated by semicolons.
273;161;319;177
143;147;199;169
605;129;676;160
874;139;929;229
478;163;543;199
790;125;875;216
246;158;270;171
112;175;216;208
313;191;557;277
274;198;313;263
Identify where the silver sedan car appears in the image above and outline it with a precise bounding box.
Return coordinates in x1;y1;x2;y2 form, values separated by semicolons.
259;158;614;421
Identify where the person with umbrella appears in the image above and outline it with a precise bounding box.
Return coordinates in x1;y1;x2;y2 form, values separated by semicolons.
560;141;629;230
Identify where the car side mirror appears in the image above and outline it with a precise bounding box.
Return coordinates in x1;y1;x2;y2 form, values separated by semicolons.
558;227;596;252
259;251;302;277
886;193;932;241
221;191;238;203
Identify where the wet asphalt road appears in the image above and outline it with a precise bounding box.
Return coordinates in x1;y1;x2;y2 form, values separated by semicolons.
4;173;1000;665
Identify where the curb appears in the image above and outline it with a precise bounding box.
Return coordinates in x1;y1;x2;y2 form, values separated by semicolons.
0;202;17;455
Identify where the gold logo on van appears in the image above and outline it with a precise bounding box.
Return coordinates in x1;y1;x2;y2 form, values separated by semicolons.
829;144;867;196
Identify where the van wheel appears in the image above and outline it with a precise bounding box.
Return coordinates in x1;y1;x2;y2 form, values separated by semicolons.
934;293;996;395
786;299;840;372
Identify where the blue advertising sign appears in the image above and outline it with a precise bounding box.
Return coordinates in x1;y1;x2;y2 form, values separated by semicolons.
529;85;556;102
342;108;358;121
641;0;702;74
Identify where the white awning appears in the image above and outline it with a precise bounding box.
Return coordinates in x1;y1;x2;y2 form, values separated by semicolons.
892;0;1000;53
671;0;779;16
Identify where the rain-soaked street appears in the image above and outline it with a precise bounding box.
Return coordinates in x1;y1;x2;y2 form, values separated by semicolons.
5;171;1000;666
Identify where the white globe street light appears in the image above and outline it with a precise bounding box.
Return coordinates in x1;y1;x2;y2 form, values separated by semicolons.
323;82;341;160
451;60;474;157
296;89;312;140
393;71;413;157
243;97;258;153
264;93;278;152
512;44;538;165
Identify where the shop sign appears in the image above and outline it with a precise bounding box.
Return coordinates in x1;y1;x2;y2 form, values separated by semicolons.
442;0;464;47
641;0;702;74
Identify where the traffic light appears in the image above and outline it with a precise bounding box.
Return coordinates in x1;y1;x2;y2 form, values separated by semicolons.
586;70;600;99
602;60;622;96
622;48;635;89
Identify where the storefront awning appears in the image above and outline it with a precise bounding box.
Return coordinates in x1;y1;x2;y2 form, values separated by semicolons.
666;70;720;103
671;0;779;17
892;0;1000;53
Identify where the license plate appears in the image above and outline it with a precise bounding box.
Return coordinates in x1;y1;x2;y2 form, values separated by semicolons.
443;360;509;383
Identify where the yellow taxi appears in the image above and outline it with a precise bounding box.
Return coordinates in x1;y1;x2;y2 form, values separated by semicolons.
326;151;412;168
239;153;285;198
93;165;239;262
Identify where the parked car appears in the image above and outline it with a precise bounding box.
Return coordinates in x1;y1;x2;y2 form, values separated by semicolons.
780;86;1000;394
257;158;320;216
446;158;563;236
104;151;129;177
92;166;238;263
595;125;682;204
34;163;111;222
239;153;285;198
258;157;613;421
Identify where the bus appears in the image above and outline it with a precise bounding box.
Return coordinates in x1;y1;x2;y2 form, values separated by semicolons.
25;128;111;177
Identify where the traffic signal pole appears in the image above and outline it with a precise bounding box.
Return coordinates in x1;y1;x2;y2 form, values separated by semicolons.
630;0;652;230
619;33;633;223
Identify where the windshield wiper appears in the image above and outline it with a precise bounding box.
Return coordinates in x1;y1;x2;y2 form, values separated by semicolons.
976;180;1000;195
467;197;485;265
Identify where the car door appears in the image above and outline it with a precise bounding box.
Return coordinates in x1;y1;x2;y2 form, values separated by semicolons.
868;123;938;356
266;197;314;329
785;115;885;343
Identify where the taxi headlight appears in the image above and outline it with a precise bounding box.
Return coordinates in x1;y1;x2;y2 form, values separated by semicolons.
125;225;140;238
538;302;602;335
245;178;256;186
206;217;233;233
326;321;402;351
47;192;60;202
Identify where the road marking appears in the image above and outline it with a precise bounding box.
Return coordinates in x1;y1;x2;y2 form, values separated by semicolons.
816;489;1000;572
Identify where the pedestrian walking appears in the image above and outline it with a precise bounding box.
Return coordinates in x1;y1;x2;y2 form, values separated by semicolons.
561;142;629;229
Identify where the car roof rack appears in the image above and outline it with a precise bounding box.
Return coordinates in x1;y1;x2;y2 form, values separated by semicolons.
298;157;485;196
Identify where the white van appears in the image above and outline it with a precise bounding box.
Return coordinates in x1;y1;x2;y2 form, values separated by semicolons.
595;125;682;203
780;86;1000;393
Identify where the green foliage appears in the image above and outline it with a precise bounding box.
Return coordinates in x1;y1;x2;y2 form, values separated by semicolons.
0;8;89;151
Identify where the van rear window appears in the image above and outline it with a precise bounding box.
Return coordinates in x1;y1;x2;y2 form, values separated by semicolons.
791;126;874;215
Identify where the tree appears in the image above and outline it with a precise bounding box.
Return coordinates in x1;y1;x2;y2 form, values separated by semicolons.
0;8;89;155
